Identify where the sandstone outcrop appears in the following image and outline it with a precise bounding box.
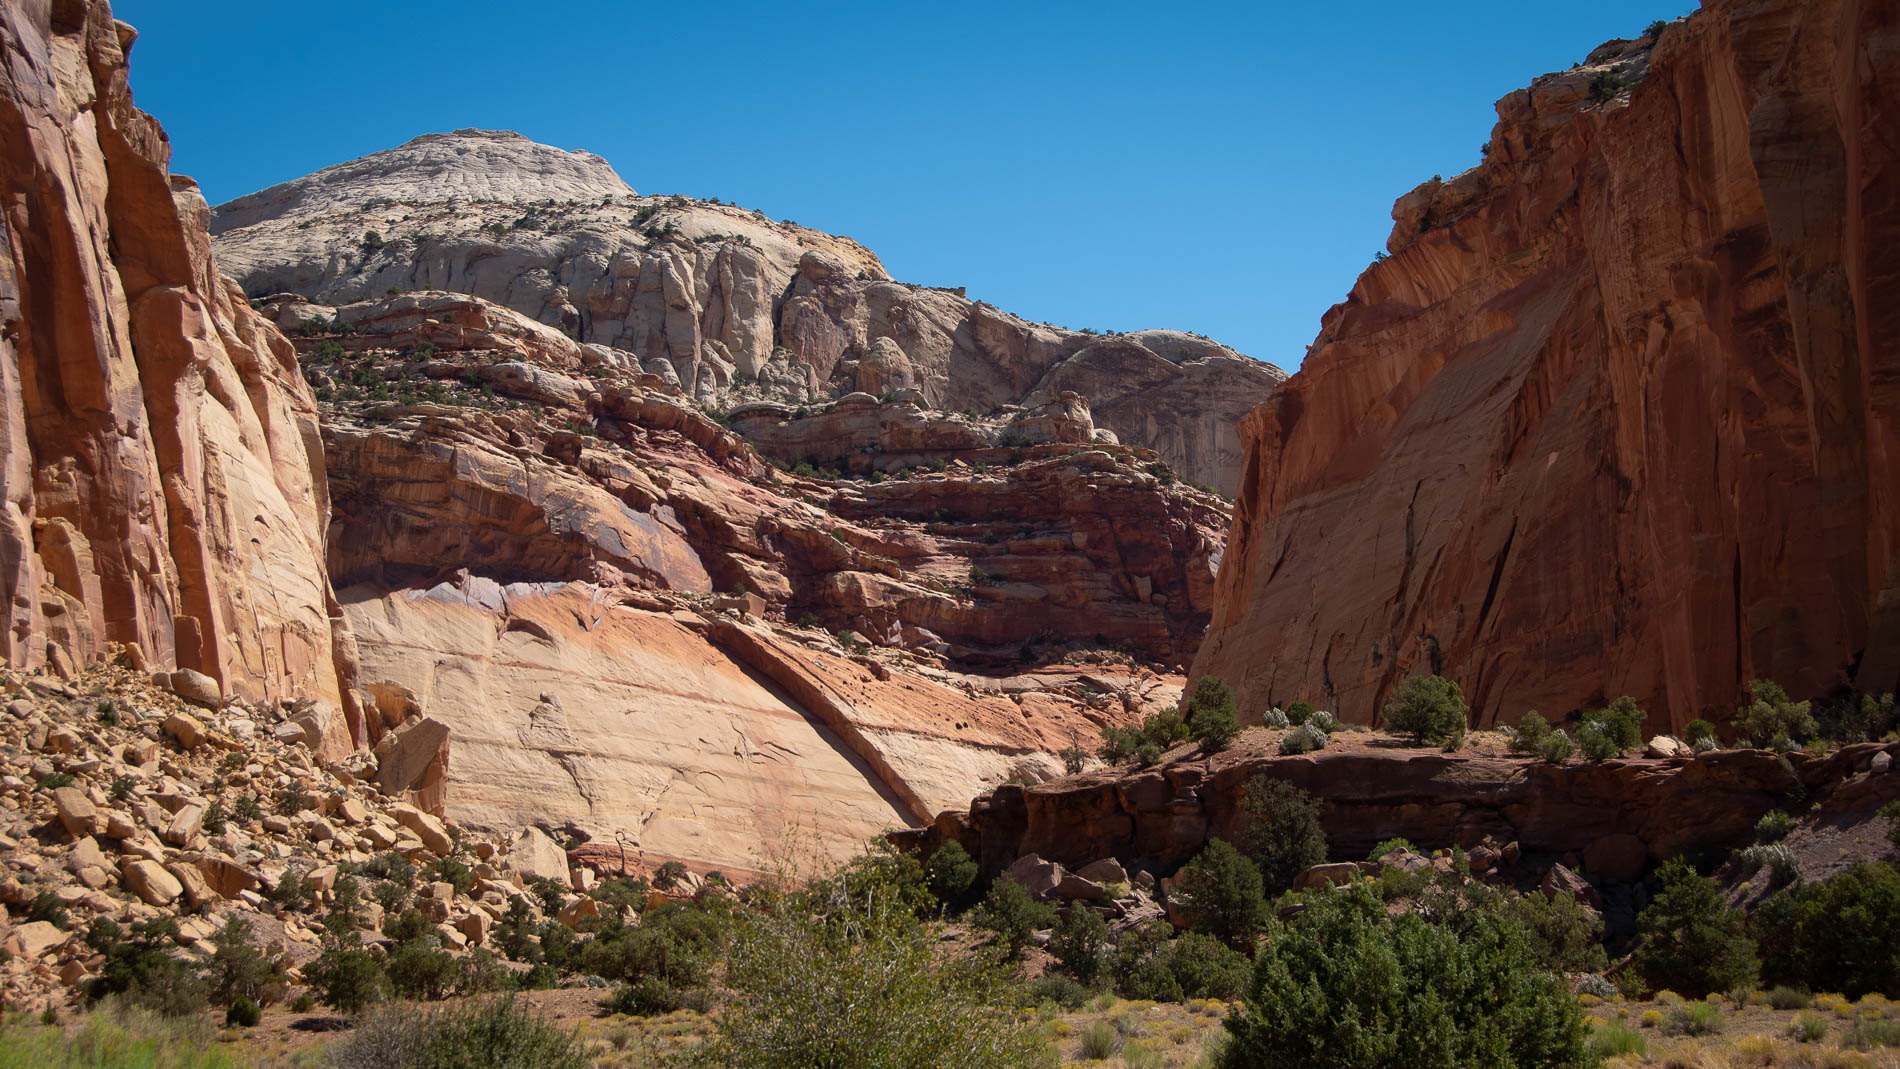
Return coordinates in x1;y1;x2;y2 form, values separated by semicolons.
209;133;1283;492
898;731;1900;885
0;1;359;733
1195;0;1900;731
303;291;1228;668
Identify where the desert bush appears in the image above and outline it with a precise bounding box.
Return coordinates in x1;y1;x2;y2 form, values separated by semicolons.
324;996;583;1069
1738;679;1817;747
1508;711;1551;754
1048;905;1111;989
1219;884;1590;1068
1682;718;1720;746
1577;720;1620;763
1113;923;1251;1003
1186;676;1242;752
1077;1020;1123;1059
684;885;1051;1068
1239;775;1328;897
306;946;389;1014
1588;1021;1647;1060
1737;844;1799;888
1277;722;1326;755
1100;709;1191;766
80;918;206;1018
1633;858;1759;997
1752;862;1900;998
1662;999;1724;1036
1883;800;1900;852
1767;986;1812;1010
224;996;261;1028
1540;730;1574;764
202;917;289;1009
1383;675;1468;745
971;878;1055;960
1172;839;1267;951
1589;71;1630;101
1259;707;1288;728
1790;1010;1829;1042
1285;701;1315;726
1595;696;1647;751
923;841;980;912
1844;1018;1900;1050
1756;810;1796;843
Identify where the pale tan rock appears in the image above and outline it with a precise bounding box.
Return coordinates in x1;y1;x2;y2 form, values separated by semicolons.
509;827;570;889
69;837;111;874
9;921;66;959
195;856;260;900
1293;863;1362;891
373;716;451;813
161;713;206;750
163;804;205;847
51;787;98;838
123;859;184;906
168;670;222;709
389;804;453;856
165;861;217;909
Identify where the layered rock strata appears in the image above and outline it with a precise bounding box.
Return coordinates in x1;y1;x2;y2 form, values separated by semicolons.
210;132;1284;492
1195;0;1900;731
0;1;358;732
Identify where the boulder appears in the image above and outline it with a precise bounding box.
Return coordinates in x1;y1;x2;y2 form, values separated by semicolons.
51;786;99;837
1075;859;1128;885
168;670;223;709
1645;736;1684;759
162;711;207;749
123;859;185;906
8;920;67;959
374;716;451;812
1539;863;1603;911
1003;854;1065;899
1293;862;1362;891
510;827;572;889
389;803;454;856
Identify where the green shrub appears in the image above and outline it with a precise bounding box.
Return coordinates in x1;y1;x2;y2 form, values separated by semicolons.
1789;1010;1828;1042
1663;999;1724;1037
686;887;1051;1068
1099;709;1191;766
1682;718;1719;746
1172;839;1267;951
1077;1020;1123;1060
1737;843;1798;888
1633;858;1759;997
1766;986;1811;1010
1239;775;1328;897
1844;1018;1900;1051
1508;711;1551;754
923;841;980;912
1883;799;1900;852
324;995;584;1069
1737;679;1816;747
1587;1021;1647;1060
1285;701;1315;726
971;878;1055;960
224;996;261;1028
305;947;389;1014
1589;70;1630;102
0;1003;252;1069
1539;730;1574;764
1277;722;1326;755
1218;884;1589;1069
1752;862;1900;998
1383;675;1468;745
81;917;207;1017
1755;810;1795;843
1595;696;1647;750
202;917;289;1008
1024;973;1091;1010
1577;720;1620;763
1368;838;1414;861
1186;676;1242;752
601;976;693;1016
1047;906;1111;989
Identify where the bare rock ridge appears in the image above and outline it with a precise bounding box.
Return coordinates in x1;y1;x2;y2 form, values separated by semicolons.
0;2;359;736
1195;0;1900;733
206;131;1285;494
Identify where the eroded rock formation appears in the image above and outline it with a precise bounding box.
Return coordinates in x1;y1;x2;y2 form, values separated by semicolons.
1195;0;1900;732
208;132;1284;493
0;2;358;731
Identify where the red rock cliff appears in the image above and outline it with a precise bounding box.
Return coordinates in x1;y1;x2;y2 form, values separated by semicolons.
0;2;359;725
1195;0;1900;731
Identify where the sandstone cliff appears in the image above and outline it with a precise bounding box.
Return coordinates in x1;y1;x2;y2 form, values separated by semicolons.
207;132;1284;493
1195;0;1900;731
0;3;359;734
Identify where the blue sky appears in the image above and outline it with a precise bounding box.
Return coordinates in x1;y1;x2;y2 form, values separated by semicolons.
116;0;1693;369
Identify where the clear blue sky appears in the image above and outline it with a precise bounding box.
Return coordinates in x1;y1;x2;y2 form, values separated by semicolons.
116;0;1693;369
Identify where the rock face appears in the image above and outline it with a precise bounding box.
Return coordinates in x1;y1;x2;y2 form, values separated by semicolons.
304;291;1228;669
0;2;359;729
1195;0;1900;731
208;133;1283;492
899;735;1900;882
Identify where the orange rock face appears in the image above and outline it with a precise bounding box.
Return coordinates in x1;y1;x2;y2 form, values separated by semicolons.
0;4;358;726
1196;0;1900;731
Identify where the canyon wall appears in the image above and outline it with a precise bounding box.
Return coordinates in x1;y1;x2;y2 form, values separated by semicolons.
0;1;358;728
1195;0;1900;732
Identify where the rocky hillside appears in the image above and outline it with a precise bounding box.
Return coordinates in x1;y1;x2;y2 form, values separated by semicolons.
1194;0;1900;731
207;130;1285;494
0;1;358;733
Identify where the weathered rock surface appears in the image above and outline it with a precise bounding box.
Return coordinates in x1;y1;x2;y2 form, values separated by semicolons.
0;1;360;731
306;293;1228;669
209;133;1283;492
898;733;1900;883
1195;0;1900;730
